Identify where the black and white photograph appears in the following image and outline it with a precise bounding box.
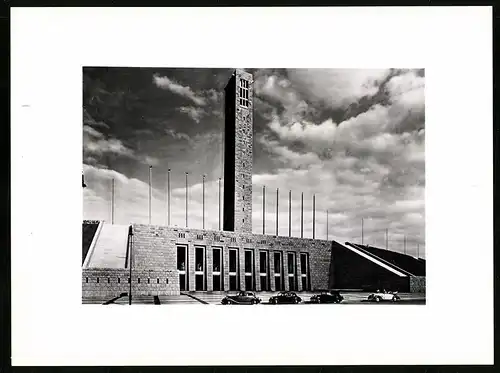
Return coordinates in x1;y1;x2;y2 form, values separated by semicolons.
82;67;426;305
11;6;493;366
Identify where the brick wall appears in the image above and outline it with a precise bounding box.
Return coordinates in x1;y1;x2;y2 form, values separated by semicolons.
82;268;178;299
223;69;254;234
84;223;425;296
129;224;331;293
409;276;426;293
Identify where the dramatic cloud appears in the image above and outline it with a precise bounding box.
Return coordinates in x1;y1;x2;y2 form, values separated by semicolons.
287;69;391;109
165;128;192;142
83;123;159;166
254;74;315;124
178;106;207;123
83;67;425;258
153;74;207;106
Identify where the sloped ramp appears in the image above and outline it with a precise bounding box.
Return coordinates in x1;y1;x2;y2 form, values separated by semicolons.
346;242;415;277
86;224;130;268
337;241;408;277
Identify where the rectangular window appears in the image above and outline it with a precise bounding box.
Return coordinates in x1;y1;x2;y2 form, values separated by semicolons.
274;252;282;291
229;249;237;273
244;249;254;291
229;249;239;291
288;252;296;291
288;253;295;274
244;250;252;273
213;247;222;291
195;246;205;291
239;78;249;107
274;252;282;274
259;251;267;274
259;251;268;291
229;276;237;291
300;253;309;291
177;246;187;291
275;276;281;291
300;253;308;273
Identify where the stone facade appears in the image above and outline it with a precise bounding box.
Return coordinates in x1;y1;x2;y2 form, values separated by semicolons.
127;224;331;295
223;69;253;233
409;276;426;293
82;267;178;299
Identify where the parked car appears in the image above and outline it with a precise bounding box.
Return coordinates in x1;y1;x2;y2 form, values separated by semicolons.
269;291;302;304
367;290;401;302
310;290;344;304
221;291;261;305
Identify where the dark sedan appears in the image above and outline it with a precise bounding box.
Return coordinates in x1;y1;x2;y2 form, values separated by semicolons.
310;291;344;304
221;291;261;305
269;291;302;304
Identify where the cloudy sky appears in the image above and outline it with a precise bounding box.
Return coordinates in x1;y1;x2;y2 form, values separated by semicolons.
83;67;425;257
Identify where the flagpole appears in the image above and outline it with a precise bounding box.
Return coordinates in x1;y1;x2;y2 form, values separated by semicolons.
111;178;115;225
262;185;266;235
218;177;221;231
202;174;206;230
148;166;152;225
312;194;316;239
326;209;329;240
276;188;279;236
288;190;291;237
300;192;304;239
167;169;171;226
361;218;364;245
185;172;188;228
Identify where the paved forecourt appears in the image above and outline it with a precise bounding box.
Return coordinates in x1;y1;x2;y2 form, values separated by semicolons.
85;291;426;305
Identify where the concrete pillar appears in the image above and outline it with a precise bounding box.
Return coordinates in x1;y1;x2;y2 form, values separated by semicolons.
269;251;275;291
206;246;213;292
239;247;245;290
296;252;303;291
188;243;195;291
283;252;289;291
223;246;230;291
255;249;261;291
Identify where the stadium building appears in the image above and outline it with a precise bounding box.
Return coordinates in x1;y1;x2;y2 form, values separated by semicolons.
82;70;425;300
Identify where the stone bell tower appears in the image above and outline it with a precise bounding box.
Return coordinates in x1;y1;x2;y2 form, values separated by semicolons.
223;69;253;233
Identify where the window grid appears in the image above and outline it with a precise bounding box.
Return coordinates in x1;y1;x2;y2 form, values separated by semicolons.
239;79;249;107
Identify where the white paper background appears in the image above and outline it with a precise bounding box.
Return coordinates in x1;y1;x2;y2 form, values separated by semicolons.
10;6;493;366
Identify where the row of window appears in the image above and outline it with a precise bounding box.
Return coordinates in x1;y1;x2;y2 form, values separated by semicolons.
85;277;168;284
176;246;310;292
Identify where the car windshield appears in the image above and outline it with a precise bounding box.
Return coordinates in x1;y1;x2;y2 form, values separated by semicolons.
277;292;285;296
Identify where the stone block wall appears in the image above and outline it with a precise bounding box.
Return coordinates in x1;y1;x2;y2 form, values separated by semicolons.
82;268;178;299
130;224;332;293
409;276;426;293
